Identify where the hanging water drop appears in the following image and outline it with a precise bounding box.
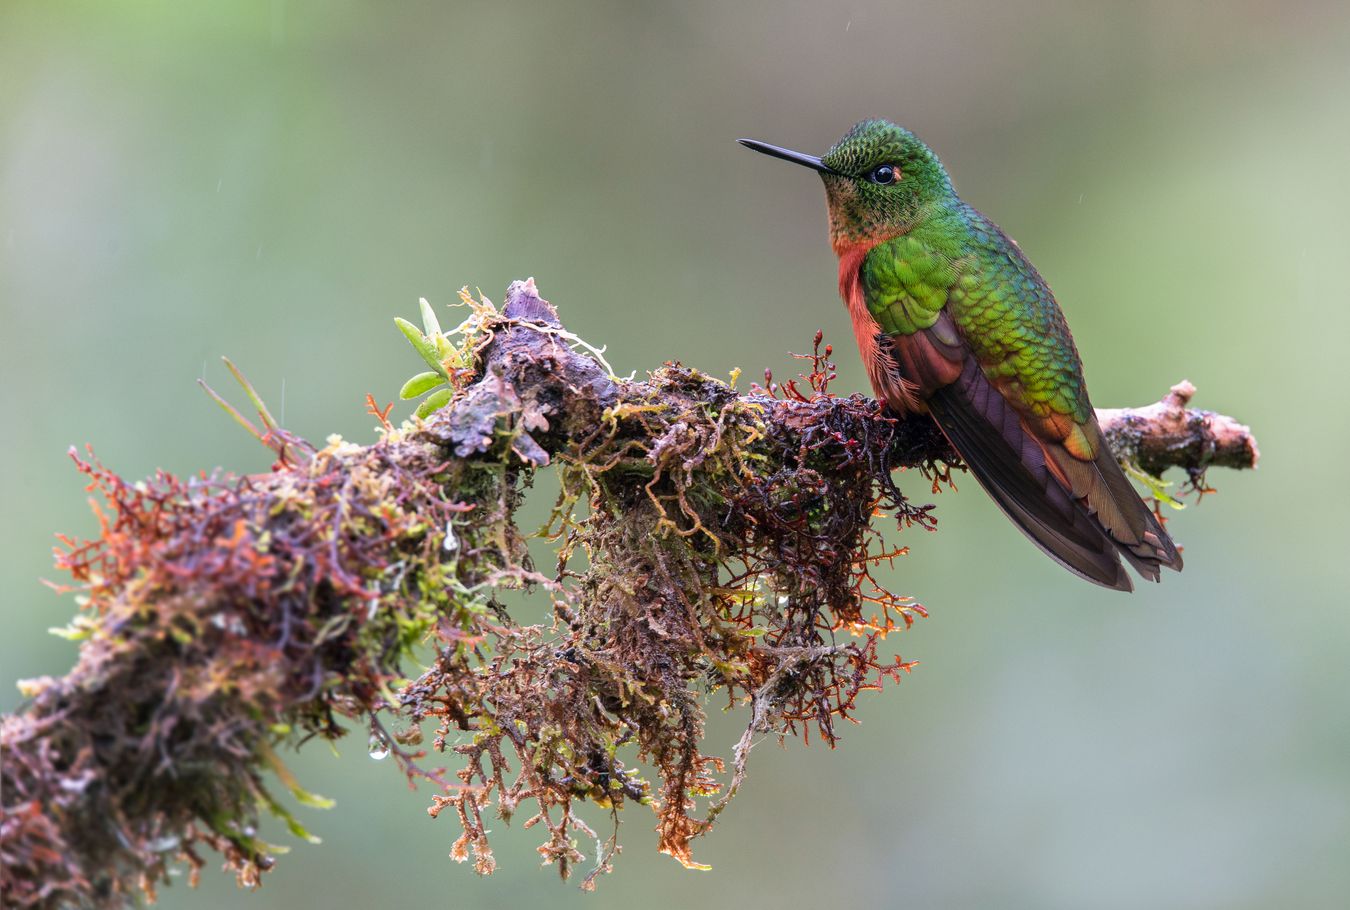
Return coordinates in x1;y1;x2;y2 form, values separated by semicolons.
368;734;389;761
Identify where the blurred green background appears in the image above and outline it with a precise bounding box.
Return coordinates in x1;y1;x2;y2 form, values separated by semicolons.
3;1;1348;907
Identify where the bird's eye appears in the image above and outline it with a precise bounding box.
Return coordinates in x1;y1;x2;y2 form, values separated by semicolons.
869;164;899;185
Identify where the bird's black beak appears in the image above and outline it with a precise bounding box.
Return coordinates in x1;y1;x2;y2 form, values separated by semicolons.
737;138;841;176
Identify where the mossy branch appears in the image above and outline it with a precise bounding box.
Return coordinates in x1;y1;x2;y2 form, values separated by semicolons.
0;279;1258;909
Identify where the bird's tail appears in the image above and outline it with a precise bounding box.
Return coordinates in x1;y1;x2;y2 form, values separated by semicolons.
927;359;1182;591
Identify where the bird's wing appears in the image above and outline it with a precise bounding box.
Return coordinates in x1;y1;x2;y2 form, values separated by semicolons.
880;315;1136;589
863;223;1181;589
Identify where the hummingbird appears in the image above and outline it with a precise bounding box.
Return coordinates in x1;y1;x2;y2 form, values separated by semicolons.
739;119;1182;591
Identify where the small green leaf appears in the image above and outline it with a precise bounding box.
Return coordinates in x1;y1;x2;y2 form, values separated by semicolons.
199;379;265;444
434;333;461;366
400;371;445;400
48;616;96;641
415;388;454;419
395;317;452;381
261;791;323;845
288;785;336;811
257;740;335;821
221;356;278;431
394;316;425;345
418;297;443;337
1123;462;1186;509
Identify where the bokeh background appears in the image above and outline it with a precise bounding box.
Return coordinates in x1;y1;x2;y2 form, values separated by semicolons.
3;2;1348;907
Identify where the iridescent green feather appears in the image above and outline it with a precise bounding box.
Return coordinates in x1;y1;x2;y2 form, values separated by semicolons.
861;204;1093;425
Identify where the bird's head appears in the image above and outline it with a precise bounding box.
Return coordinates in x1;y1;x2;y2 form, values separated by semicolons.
739;119;953;255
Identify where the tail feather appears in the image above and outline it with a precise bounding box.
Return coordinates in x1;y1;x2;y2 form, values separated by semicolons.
1040;420;1184;581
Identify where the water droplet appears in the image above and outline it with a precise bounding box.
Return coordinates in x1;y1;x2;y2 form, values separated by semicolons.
368;735;389;761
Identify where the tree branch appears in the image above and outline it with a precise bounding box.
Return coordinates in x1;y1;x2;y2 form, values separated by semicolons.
0;279;1257;908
